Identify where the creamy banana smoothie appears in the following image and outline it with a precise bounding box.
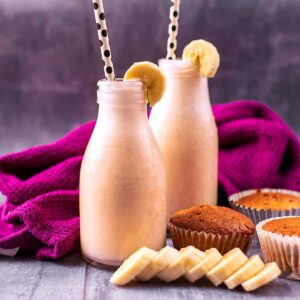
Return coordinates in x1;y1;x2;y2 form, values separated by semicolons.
80;63;167;266
150;40;220;221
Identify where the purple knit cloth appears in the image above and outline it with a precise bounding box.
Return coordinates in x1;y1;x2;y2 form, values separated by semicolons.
0;100;300;259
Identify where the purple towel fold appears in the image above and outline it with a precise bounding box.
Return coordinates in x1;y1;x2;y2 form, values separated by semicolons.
0;121;94;259
0;100;300;259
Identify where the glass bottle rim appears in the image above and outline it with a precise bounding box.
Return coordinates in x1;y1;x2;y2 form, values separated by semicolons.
97;78;144;93
158;58;200;77
96;78;146;106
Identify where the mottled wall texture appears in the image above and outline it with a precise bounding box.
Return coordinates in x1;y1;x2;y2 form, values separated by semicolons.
0;0;299;155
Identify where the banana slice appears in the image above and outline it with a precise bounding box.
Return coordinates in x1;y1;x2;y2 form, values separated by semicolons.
124;61;166;107
110;247;157;286
185;248;223;283
224;255;265;289
137;246;179;282
206;248;248;286
242;262;281;292
182;39;220;78
157;246;205;282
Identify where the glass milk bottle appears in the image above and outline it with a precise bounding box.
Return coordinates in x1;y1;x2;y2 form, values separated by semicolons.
80;79;166;267
150;59;218;222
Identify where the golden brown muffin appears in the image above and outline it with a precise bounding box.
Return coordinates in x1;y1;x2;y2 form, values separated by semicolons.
257;216;300;280
236;191;300;211
169;205;255;254
170;205;255;235
262;217;300;237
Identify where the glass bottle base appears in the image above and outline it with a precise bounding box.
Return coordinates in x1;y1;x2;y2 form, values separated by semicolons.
82;253;122;269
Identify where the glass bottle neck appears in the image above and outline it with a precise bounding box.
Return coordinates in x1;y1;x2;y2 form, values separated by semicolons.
159;59;210;106
97;79;147;111
95;79;149;127
165;76;210;104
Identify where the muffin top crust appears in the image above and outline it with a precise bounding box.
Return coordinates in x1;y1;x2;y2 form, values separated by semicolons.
262;217;300;237
236;191;300;211
170;205;255;235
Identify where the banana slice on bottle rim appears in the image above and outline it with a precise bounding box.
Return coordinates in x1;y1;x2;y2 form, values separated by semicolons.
182;39;220;78
124;61;166;107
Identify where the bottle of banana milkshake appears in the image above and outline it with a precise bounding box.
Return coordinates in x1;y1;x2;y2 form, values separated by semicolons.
150;40;220;222
80;62;167;267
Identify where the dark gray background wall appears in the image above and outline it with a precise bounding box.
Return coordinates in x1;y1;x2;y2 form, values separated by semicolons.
0;0;299;155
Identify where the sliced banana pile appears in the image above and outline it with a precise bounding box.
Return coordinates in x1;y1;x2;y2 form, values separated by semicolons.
110;246;281;292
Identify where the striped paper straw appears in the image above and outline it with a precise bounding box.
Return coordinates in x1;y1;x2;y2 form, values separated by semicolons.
92;0;115;81
166;0;181;60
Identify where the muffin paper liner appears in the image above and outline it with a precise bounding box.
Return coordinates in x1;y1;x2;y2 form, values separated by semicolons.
229;189;300;225
257;217;300;281
169;223;253;255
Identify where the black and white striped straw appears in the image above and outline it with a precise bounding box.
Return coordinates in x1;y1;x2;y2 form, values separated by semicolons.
92;0;115;81
166;0;181;60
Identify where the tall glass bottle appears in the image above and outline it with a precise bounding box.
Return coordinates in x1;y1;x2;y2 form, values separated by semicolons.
80;79;166;266
150;59;218;222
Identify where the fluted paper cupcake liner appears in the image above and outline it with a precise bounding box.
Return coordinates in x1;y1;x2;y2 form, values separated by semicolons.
257;217;300;280
169;223;253;255
229;189;300;225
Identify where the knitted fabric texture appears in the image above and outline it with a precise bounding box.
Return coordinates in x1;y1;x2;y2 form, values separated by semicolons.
0;100;300;259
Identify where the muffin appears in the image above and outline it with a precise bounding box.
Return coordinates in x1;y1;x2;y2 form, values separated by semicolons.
257;216;300;280
169;205;255;255
229;189;300;224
